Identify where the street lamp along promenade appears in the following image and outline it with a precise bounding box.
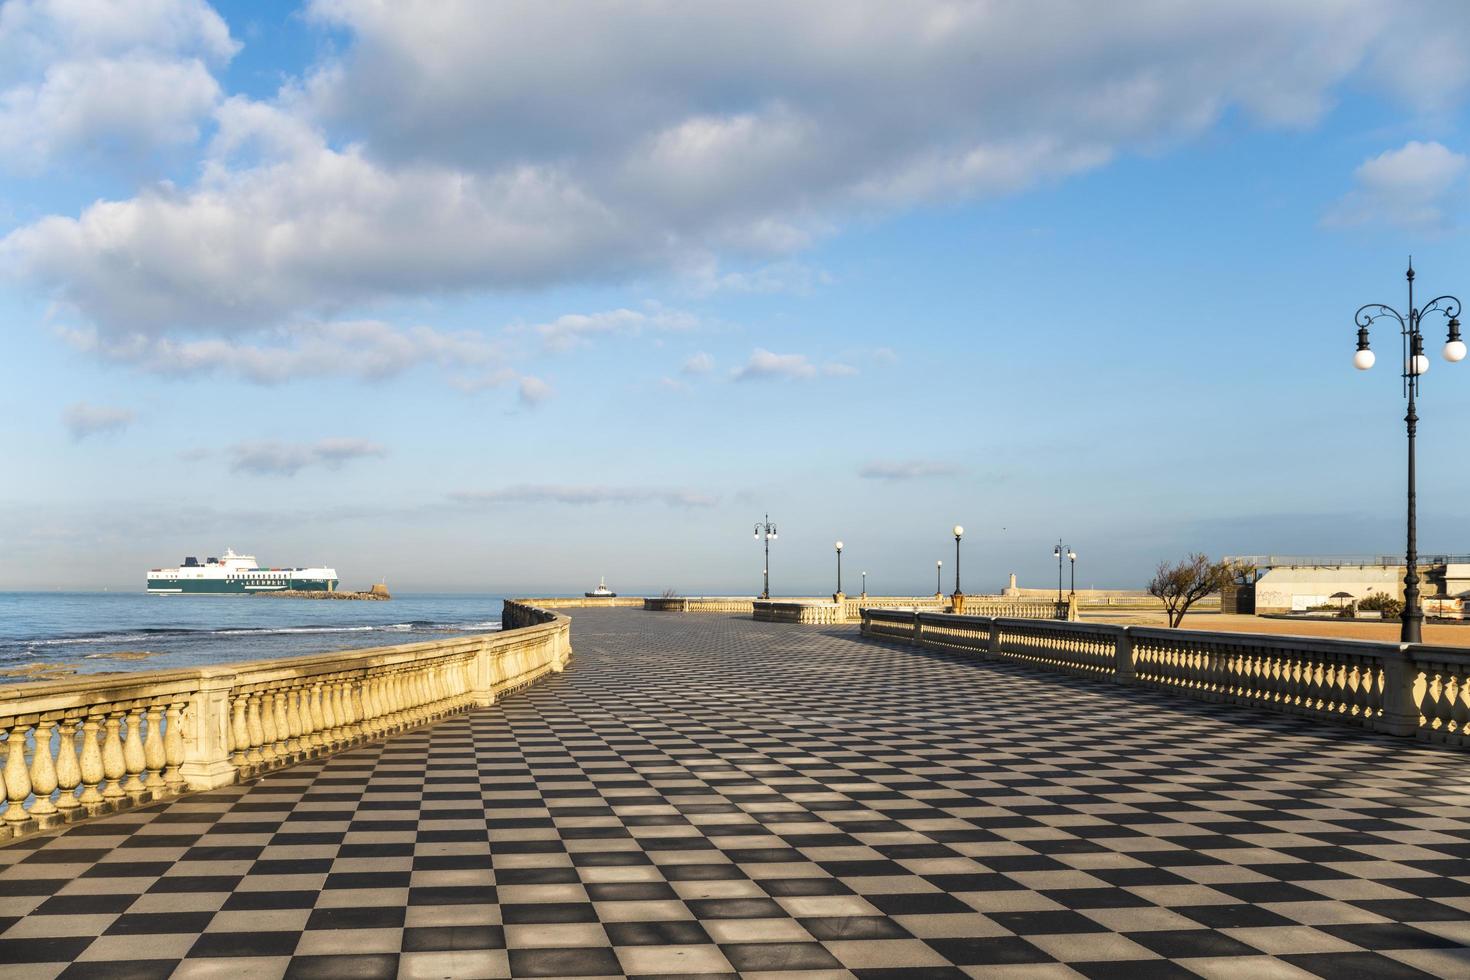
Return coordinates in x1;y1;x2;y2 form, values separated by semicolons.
834;541;844;597
1052;541;1075;602
952;526;964;596
1353;258;1463;643
753;515;777;600
936;560;942;597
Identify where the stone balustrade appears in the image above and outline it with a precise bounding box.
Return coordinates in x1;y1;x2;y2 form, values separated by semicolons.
644;597;757;613
859;609;1470;746
753;600;846;624
0;604;571;841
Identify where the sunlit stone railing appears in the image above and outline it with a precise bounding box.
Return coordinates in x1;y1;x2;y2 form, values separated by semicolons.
859;608;1470;746
644;597;757;613
0;605;571;841
752;600;846;624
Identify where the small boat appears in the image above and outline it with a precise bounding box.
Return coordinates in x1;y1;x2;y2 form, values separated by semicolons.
585;577;617;598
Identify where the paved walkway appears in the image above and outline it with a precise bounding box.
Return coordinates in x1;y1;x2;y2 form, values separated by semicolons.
3;609;1470;979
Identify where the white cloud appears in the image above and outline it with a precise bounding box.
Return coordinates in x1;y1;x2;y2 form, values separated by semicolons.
62;401;134;440
533;307;698;352
0;0;236;172
5;2;1470;341
449;484;717;507
858;459;962;481
733;347;856;382
1324;140;1468;231
59;319;503;384
228;437;386;476
517;375;553;407
680;352;714;375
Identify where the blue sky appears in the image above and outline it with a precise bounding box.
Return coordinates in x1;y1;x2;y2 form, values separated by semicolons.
2;0;1470;594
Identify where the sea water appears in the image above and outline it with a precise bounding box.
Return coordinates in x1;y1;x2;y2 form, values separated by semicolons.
0;592;511;678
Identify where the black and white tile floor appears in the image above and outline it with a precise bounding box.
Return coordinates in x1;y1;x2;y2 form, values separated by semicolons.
3;609;1470;979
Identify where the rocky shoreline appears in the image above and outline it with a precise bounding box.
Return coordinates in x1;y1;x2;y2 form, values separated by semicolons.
255;584;391;601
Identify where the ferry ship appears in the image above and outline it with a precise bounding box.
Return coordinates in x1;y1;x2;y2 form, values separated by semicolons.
147;549;338;595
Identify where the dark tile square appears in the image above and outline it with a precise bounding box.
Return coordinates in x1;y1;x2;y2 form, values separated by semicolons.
105;911;216;935
501;902;598;924
1283;951;1440;980
326;871;413;890
604;921;712;946
402;925;506;951
222;889;319;910
1126;929;1264;959
0;937;96;963
508;946;622;977
799;915;910;940
1319;922;1463;950
1351;899;1470;923
925;936;1054;966
659;864;745;881
306;905;405;929
759;878;854;897
720;941;843;972
585;882;678;902
35;893;138;915
1040;888;1150;910
188;930;300;957
58;960;179;980
283;953;399;980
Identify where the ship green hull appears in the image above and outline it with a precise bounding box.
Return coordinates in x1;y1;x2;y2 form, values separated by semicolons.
147;578;338;595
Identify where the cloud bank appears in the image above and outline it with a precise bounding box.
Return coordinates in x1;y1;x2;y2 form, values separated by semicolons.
228;437;386;476
6;0;1469;344
62;401;134;439
450;484;717;508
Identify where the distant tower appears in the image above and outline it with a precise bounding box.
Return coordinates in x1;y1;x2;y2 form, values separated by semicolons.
1003;573;1020;597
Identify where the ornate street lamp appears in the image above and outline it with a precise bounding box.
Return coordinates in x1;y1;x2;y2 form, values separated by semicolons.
952;525;964;594
835;541;844;595
1354;259;1463;643
936;560;942;597
753;515;778;599
861;570;867;597
1053;541;1068;603
1069;549;1077;596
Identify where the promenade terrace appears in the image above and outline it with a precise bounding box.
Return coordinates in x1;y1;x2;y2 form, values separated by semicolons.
3;607;1470;978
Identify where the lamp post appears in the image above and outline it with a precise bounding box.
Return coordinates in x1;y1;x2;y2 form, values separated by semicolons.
1068;549;1077;596
1353;259;1463;643
936;560;942;597
1053;541;1068;603
952;526;964;594
861;570;867;597
835;541;844;596
753;515;778;599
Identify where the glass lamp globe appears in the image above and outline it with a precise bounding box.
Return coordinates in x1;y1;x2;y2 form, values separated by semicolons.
1068;551;1076;561
1411;354;1430;376
835;540;843;551
1353;348;1375;371
1446;340;1467;362
953;525;964;538
937;559;942;567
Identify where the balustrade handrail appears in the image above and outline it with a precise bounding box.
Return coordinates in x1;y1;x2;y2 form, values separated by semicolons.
859;607;1470;750
0;602;572;842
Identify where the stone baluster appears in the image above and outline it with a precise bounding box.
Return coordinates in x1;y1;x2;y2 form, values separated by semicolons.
143;707;167;794
333;680;352;742
250;692;272;764
164;703;186;792
78;715;104;808
4;724;32;826
54;719;81;813
230;695;250;770
272;690;290;760
363;676;380;735
101;712;127;803
1450;669;1469;740
29;720;58;819
284;688;304;756
310;683;328;749
123;707;148;800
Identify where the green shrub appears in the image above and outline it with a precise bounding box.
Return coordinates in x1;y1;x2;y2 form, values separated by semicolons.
1358;592;1403;618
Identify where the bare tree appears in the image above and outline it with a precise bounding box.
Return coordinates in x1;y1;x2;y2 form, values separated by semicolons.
1147;553;1245;628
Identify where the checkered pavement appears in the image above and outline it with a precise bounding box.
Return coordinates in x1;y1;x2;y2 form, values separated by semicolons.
2;608;1470;978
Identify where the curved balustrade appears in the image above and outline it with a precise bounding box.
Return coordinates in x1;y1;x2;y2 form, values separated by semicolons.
0;603;571;841
858;607;1458;748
